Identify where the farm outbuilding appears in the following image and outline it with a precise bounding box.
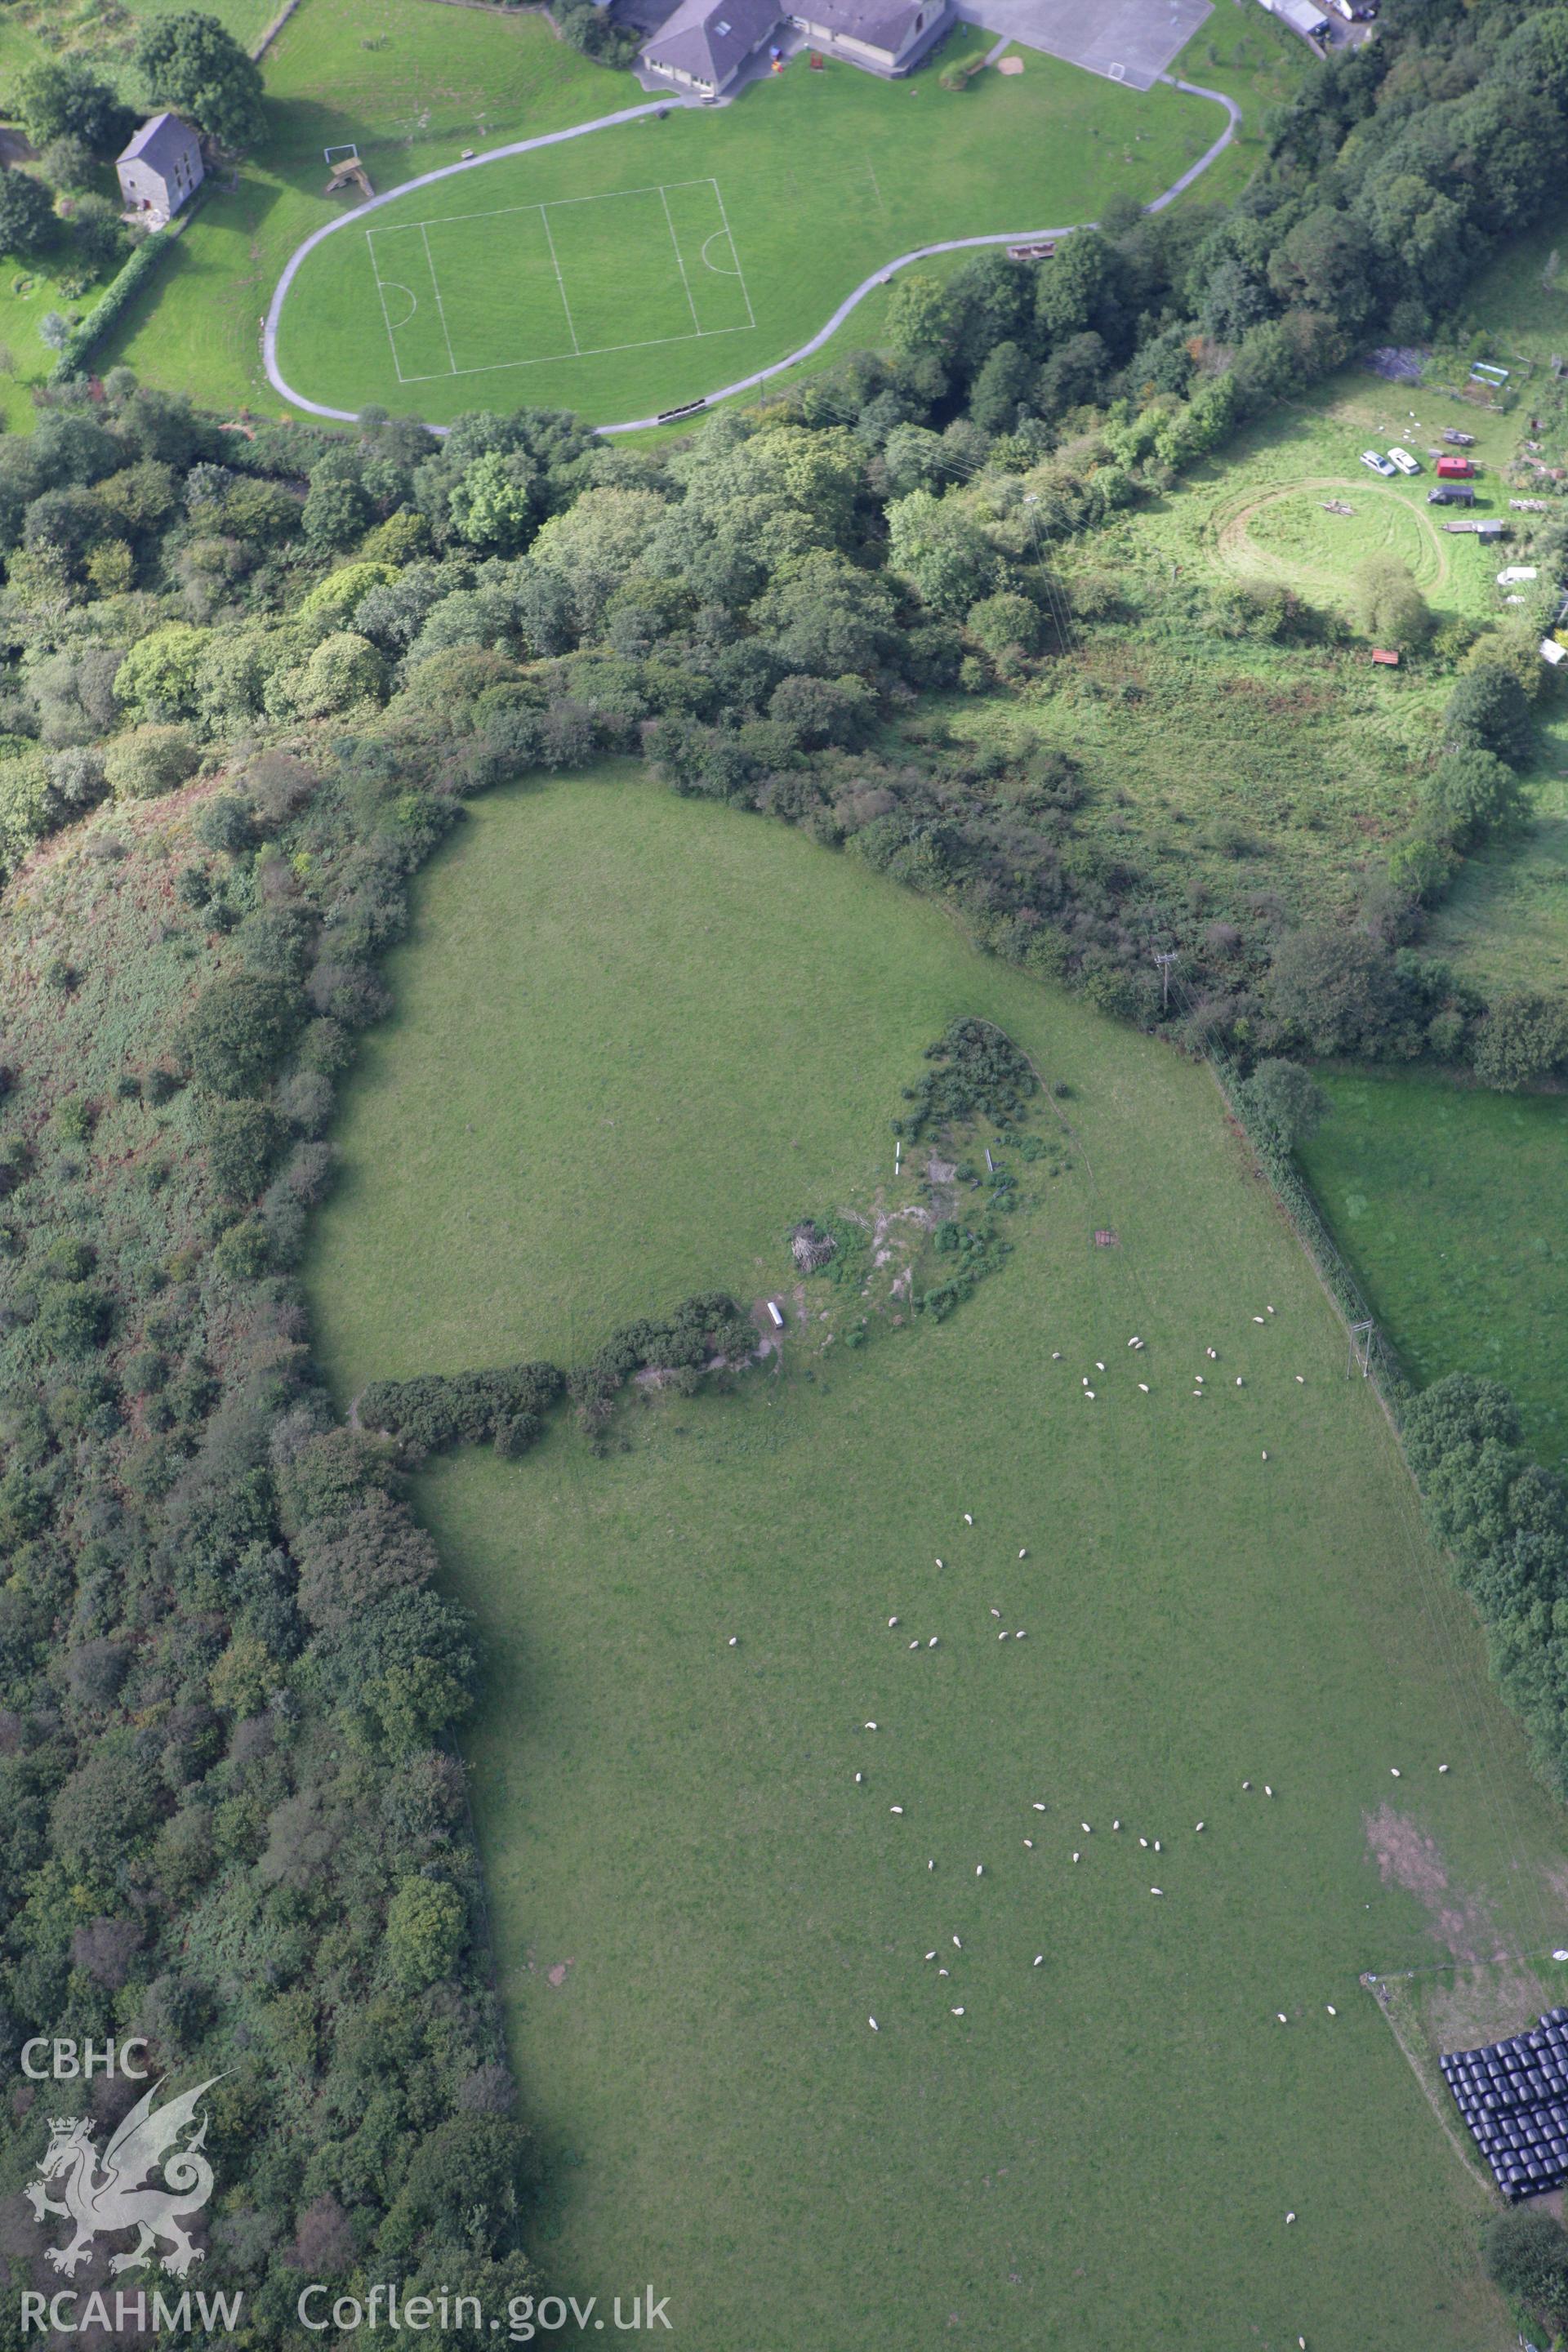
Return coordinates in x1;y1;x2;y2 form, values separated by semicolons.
1261;0;1330;38
1442;2008;1568;2199
116;114;203;227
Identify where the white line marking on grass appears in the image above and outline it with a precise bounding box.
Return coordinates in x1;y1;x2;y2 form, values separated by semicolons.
699;229;740;277
420;225;458;375
710;179;755;331
264;84;1237;431
660;184;702;336
391;319;752;384
538;203;581;355
363;235;412;385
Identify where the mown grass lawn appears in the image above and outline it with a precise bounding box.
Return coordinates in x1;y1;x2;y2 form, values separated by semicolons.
100;0;617;418
306;769;1568;2351
274;35;1223;429
1300;1068;1568;1473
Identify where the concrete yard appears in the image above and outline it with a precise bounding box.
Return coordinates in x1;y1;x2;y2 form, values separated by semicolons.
958;0;1212;88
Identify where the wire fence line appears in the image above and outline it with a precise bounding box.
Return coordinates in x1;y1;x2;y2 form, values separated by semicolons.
1163;968;1412;1416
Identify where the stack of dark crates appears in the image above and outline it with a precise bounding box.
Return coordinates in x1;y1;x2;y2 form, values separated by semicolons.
1441;2007;1568;2200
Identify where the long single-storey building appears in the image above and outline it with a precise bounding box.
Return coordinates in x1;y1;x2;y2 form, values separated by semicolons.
639;0;949;95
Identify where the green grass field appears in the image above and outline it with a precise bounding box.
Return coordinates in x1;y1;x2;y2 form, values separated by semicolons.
274;40;1226;427
1299;1069;1568;1472
306;770;1568;2350
1033;292;1568;989
100;0;618;417
86;0;1307;428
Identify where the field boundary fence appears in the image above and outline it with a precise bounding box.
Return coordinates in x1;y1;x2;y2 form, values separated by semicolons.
1164;969;1413;1419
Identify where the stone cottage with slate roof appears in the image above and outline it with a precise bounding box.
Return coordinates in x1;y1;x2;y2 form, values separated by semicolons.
639;0;948;95
116;114;204;229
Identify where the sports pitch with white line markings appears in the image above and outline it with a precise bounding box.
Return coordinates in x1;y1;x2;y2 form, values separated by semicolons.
364;176;755;384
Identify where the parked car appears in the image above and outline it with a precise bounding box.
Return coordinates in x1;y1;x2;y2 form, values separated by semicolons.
1428;485;1476;506
1387;446;1422;474
1436;455;1477;478
1361;450;1396;476
1441;429;1477;447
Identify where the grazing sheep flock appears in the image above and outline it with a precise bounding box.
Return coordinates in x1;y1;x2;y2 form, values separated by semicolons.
716;1292;1450;2329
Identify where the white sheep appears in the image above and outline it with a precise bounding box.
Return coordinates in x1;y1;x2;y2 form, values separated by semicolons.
889;1805;904;1815
952;1936;961;1948
1150;1886;1164;1896
951;2007;964;2016
1033;1953;1044;1967
1138;1382;1150;1392
1276;2013;1288;2025
1438;1764;1450;1774
1326;2006;1336;2017
963;1513;973;1526
928;1637;938;1648
975;1864;984;1877
1023;1838;1034;1849
869;2017;879;2030
888;1616;899;1627
1015;1629;1027;1640
1072;1852;1080;1863
728;1637;738;1647
1139;1837;1148;1849
1390;1766;1401;1779
1196;1822;1205;1833
1018;1548;1027;1559
1032;1802;1046;1811
854;1771;863;1784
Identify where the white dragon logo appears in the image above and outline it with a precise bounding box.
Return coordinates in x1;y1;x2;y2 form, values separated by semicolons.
24;2076;222;2278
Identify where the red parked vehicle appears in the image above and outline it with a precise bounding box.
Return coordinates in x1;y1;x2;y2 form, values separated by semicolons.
1436;455;1477;478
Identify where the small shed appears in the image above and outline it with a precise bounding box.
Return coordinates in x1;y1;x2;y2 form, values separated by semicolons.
1370;648;1400;666
116;114;203;227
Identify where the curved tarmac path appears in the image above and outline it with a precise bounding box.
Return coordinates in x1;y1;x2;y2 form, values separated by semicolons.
261;74;1238;438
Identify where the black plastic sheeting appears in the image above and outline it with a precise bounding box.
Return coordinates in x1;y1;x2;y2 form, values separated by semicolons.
1441;2007;1568;2202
